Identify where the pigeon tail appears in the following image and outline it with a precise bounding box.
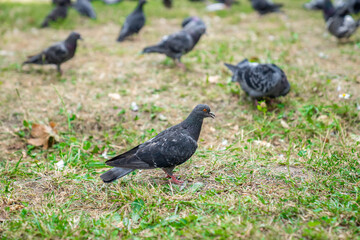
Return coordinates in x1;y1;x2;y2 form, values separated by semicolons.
100;167;134;183
23;53;44;65
142;45;166;54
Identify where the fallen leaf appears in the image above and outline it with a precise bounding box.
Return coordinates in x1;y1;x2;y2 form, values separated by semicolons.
108;93;121;100
280;119;290;129
208;75;220;83
27;122;59;149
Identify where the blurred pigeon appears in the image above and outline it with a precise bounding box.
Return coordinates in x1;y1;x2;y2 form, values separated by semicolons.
52;0;71;5
336;0;360;14
41;1;70;28
73;0;97;19
102;0;122;4
117;0;146;42
225;59;290;101
163;0;172;8
23;32;82;74
322;0;360;39
100;104;215;184
304;0;327;10
142;20;206;69
181;16;206;28
249;0;283;15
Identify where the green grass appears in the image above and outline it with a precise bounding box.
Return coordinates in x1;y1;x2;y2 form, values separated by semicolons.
1;0;360;239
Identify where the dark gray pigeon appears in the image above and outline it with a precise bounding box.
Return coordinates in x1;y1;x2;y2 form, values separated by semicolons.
249;0;283;15
73;0;97;19
41;1;70;28
181;16;206;28
23;32;82;74
163;0;172;8
225;59;290;101
102;0;123;4
100;104;215;184
142;20;206;69
322;0;360;39
117;0;146;42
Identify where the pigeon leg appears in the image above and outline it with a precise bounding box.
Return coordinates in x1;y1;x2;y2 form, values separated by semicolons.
175;59;186;71
162;167;184;185
56;64;62;75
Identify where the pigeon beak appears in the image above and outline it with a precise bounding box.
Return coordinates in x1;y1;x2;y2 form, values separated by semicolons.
209;112;215;119
79;36;84;41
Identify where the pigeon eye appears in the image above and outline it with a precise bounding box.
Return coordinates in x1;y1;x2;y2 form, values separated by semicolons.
203;109;207;112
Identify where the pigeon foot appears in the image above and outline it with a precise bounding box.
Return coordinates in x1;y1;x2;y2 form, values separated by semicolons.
166;174;184;184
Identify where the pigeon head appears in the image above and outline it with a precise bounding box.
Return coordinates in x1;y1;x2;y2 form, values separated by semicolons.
322;0;335;19
68;32;82;41
138;0;147;6
191;104;215;119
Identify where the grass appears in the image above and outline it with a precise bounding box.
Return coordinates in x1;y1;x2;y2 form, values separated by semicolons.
0;0;360;239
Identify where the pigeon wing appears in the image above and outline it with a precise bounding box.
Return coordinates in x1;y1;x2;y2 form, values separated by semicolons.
44;42;68;64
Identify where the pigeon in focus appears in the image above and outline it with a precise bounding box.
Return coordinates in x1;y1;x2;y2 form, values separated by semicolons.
73;0;97;19
41;0;70;28
100;104;215;185
249;0;283;15
23;32;82;74
322;0;360;40
142;20;206;69
225;59;290;102
163;0;172;8
117;0;146;42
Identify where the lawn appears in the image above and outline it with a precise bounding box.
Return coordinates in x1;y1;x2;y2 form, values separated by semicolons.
0;0;359;239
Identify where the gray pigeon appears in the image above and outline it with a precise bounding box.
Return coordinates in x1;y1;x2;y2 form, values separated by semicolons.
23;32;82;74
41;1;70;28
142;20;206;69
249;0;283;15
100;104;215;184
322;0;360;39
181;16;206;29
163;0;172;8
117;0;146;42
225;59;290;101
73;0;97;19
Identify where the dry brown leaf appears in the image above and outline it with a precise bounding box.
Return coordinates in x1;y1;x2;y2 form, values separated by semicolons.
27;122;59;149
280;119;290;129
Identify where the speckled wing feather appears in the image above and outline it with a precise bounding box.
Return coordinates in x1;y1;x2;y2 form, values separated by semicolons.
327;15;358;38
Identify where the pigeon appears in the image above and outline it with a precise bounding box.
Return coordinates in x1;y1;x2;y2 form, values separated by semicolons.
224;59;290;101
163;0;172;8
100;104;215;184
181;16;206;28
102;0;122;4
117;0;146;42
23;32;82;74
249;0;283;15
322;0;360;39
304;0;328;10
73;0;97;19
142;20;206;69
41;1;70;28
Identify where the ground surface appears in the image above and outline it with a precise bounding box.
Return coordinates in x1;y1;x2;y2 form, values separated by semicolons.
0;0;360;239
